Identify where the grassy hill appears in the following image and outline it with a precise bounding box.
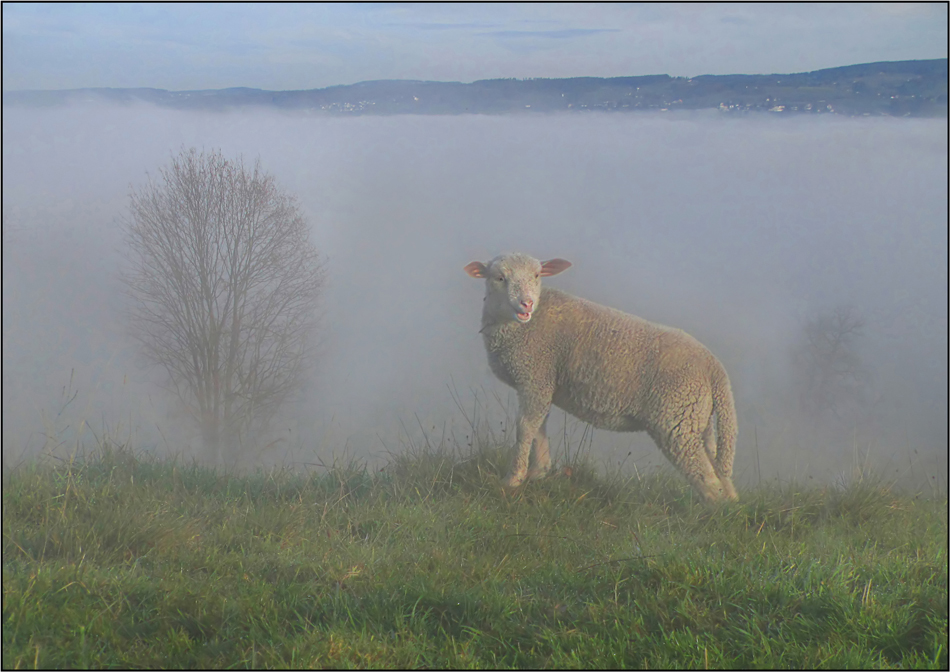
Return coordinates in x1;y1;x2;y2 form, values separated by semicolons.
3;438;946;669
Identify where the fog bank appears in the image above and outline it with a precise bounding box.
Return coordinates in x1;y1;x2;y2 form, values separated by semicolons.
3;106;946;487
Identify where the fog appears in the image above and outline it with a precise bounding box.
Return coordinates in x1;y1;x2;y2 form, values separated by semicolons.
3;105;947;488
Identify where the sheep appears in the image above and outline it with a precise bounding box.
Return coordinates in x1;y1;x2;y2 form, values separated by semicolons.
464;253;738;502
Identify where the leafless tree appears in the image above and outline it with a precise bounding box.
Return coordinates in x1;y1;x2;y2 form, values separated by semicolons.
792;304;872;421
121;148;325;463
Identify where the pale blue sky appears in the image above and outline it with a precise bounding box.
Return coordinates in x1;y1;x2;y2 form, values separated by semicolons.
3;3;947;91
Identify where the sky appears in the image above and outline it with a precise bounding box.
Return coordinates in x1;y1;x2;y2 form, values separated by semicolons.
3;2;947;91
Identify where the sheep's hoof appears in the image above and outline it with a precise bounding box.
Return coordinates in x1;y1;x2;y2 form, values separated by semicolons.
704;477;739;502
720;478;739;501
503;473;526;488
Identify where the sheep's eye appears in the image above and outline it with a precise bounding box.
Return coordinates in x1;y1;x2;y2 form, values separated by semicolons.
496;276;504;282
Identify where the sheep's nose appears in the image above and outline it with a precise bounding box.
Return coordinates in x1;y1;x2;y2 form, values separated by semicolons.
521;298;533;311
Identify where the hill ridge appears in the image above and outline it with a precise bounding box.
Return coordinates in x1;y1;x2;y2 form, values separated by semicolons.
4;58;946;117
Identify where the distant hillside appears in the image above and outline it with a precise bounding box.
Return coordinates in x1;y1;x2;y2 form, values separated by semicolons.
4;59;946;117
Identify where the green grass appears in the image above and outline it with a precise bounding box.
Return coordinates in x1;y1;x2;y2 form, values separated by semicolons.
3;441;947;669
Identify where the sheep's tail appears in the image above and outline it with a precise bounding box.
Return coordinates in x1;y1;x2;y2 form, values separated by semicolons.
711;365;738;485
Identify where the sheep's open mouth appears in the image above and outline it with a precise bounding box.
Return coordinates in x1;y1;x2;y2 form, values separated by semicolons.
516;311;532;322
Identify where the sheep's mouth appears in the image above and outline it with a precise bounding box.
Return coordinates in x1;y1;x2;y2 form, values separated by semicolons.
515;310;532;323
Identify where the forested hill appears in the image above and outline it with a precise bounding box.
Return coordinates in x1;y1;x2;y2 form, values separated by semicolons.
4;59;946;117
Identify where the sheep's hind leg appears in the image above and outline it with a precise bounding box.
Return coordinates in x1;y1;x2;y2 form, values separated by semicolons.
526;415;552;481
655;428;730;503
688;455;730;503
703;416;739;501
718;476;739;501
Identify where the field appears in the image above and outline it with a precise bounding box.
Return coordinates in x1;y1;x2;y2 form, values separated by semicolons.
2;437;947;669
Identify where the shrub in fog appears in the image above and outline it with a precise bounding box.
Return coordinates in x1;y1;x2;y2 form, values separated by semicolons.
121;148;325;463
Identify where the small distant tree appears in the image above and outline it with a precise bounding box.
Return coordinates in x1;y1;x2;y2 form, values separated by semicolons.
121;148;325;463
792;304;871;421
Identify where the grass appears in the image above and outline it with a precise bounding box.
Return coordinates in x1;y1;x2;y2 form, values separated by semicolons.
2;439;947;669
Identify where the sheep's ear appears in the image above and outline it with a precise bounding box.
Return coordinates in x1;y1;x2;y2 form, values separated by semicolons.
540;259;572;277
464;261;489;278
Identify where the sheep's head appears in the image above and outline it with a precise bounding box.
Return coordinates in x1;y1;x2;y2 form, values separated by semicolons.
464;253;571;325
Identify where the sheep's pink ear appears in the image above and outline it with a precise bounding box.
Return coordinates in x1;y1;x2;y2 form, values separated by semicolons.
464;261;488;278
540;259;572;277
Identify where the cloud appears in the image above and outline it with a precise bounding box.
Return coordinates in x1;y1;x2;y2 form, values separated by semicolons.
719;15;751;26
390;22;503;31
483;28;622;40
4;4;945;90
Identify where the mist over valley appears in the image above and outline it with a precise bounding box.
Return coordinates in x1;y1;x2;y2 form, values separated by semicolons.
2;104;946;487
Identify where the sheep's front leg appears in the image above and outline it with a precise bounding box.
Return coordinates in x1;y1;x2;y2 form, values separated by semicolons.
526;414;552;480
505;395;552;487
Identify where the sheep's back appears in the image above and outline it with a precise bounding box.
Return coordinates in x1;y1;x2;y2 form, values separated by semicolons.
540;289;721;431
534;290;651;424
481;287;724;432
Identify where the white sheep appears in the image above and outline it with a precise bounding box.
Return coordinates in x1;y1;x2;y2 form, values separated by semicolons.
464;253;738;502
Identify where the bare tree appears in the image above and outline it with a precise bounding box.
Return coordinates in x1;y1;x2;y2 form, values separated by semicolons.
121;148;325;463
792;304;872;421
